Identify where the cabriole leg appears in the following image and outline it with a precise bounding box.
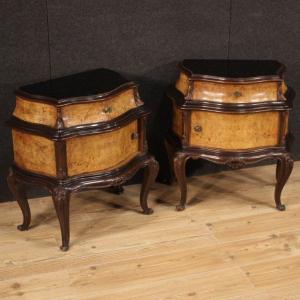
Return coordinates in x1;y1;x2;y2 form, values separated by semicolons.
52;187;71;251
140;156;159;215
275;153;293;211
7;168;31;231
174;152;188;211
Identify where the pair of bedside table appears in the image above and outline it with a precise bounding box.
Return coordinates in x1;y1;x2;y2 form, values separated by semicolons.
8;60;294;251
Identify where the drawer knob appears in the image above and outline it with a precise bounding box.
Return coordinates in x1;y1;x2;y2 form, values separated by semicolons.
131;132;139;140
102;106;112;113
234;91;242;98
194;125;202;132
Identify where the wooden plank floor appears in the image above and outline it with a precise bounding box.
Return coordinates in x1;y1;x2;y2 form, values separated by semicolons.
1;162;300;300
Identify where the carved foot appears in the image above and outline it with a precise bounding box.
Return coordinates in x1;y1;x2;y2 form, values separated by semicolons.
174;152;188;211
276;204;286;211
275;153;293;211
60;245;69;252
52;187;71;251
142;207;154;215
140;156;159;214
7;168;31;231
17;224;30;231
176;204;186;211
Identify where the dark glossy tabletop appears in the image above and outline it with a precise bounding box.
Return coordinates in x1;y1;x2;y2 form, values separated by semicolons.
17;68;131;101
181;59;285;78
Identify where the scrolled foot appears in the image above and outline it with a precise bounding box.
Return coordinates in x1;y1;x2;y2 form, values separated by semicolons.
176;204;186;211
60;245;69;252
276;204;286;211
17;224;29;231
142;207;154;215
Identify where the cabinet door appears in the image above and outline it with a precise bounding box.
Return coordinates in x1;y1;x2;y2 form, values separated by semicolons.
190;111;281;150
66;120;140;176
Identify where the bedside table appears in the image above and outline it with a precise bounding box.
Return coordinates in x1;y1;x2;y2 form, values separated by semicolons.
7;69;158;251
166;59;293;211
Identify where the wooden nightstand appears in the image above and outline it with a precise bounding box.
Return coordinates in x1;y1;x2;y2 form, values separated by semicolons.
7;69;158;251
166;59;293;211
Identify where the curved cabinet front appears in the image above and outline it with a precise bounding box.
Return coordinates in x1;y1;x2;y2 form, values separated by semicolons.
189;111;282;150
66;120;140;176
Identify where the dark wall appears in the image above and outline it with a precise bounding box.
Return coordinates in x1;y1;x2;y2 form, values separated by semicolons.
0;0;299;201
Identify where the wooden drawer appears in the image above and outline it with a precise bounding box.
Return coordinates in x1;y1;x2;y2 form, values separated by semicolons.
62;89;139;127
192;81;280;103
13;88;139;128
66;120;140;176
13;97;57;127
189;111;281;150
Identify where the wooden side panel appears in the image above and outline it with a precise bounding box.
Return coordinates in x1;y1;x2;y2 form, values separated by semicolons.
66;121;140;176
62;89;138;128
13;97;57;127
172;103;183;137
190;111;280;150
284;112;289;135
192;81;279;103
12;129;56;176
175;72;190;96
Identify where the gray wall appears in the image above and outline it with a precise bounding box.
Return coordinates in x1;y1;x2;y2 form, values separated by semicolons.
0;0;299;201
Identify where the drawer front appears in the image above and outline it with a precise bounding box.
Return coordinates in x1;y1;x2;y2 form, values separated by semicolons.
12;129;56;176
192;81;279;103
13;97;57;127
190;111;281;150
62;89;138;128
66;120;140;176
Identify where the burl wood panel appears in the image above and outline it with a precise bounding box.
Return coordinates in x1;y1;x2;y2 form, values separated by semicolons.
175;72;189;96
62;89;139;127
172;103;183;137
66;121;139;176
191;81;279;103
13;97;57;127
12;129;56;176
190;111;281;150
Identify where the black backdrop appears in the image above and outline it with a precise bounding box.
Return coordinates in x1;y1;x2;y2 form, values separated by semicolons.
0;0;299;201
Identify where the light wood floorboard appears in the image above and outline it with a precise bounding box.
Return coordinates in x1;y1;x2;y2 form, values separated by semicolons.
0;162;299;299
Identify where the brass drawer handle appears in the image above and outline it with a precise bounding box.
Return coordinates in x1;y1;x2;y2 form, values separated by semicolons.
131;132;139;140
102;106;112;113
234;91;242;98
194;125;202;132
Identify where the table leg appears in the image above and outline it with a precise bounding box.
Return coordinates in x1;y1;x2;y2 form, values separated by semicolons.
275;153;293;211
140;156;159;215
7;168;31;231
52;186;71;251
174;152;189;211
